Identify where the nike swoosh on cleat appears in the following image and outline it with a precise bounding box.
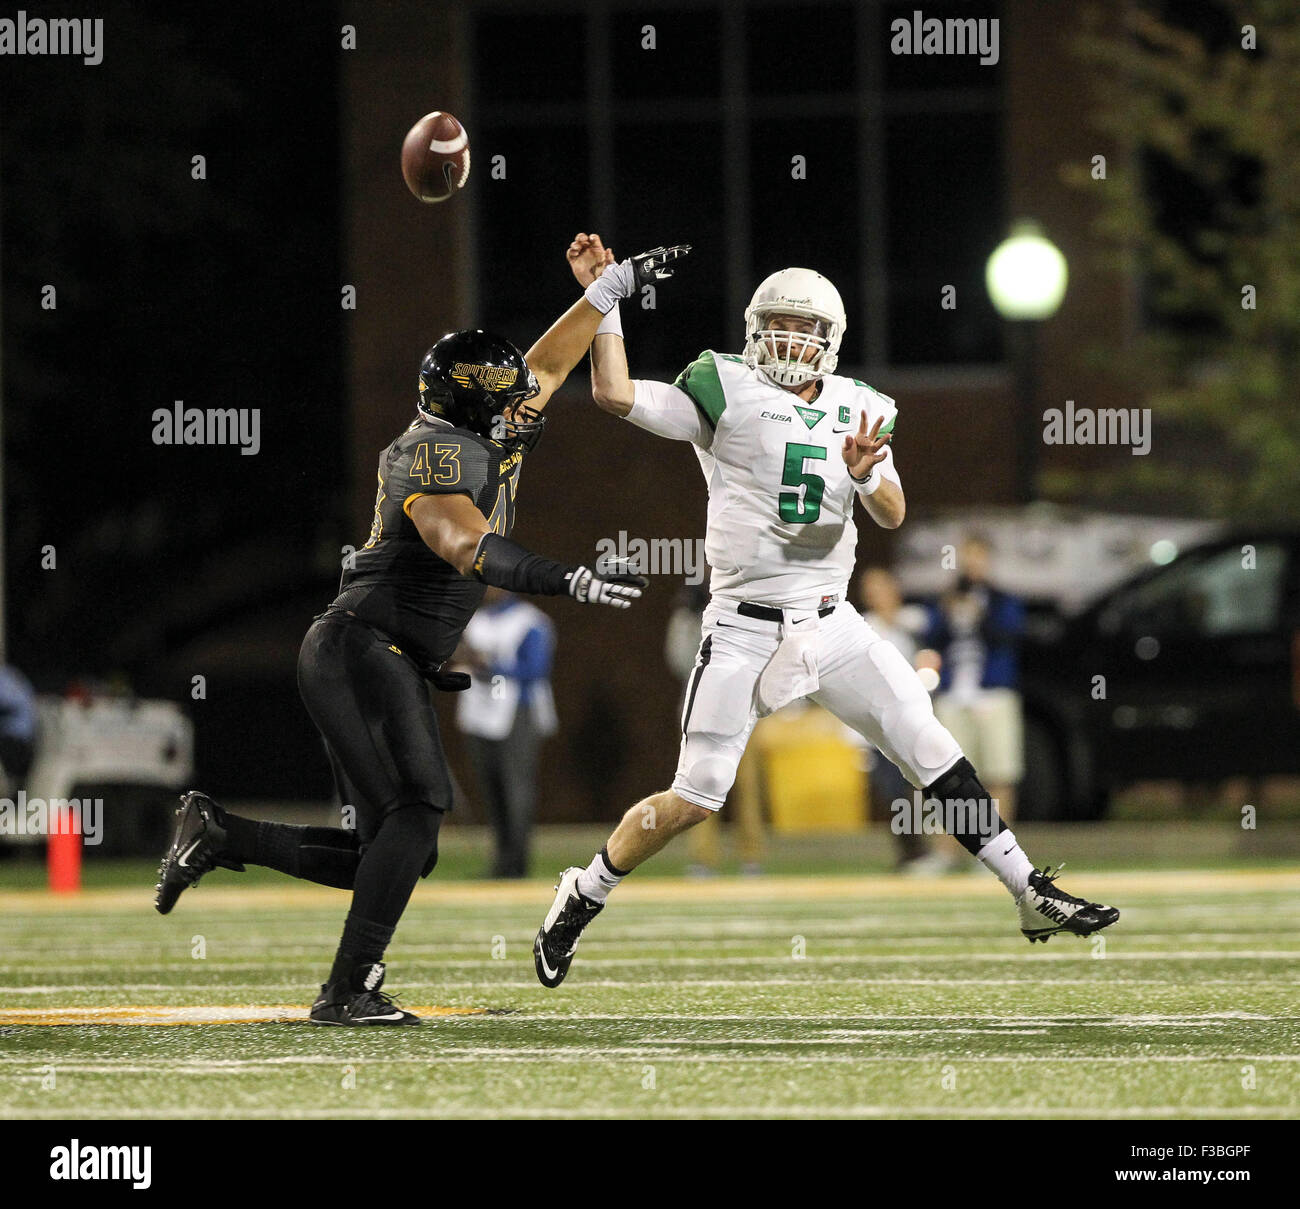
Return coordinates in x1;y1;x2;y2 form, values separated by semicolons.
535;941;560;982
176;839;203;868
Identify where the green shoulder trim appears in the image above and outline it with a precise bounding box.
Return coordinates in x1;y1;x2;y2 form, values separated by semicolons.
673;350;727;429
852;379;896;436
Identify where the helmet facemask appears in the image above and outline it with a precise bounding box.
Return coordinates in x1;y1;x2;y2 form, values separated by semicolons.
744;309;841;387
492;384;546;454
742;268;846;388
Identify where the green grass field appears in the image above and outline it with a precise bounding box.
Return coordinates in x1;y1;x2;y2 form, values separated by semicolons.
2;827;1298;1120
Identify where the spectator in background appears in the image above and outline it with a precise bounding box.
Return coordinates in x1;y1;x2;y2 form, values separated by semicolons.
858;568;952;875
925;535;1026;821
0;665;37;789
455;588;557;878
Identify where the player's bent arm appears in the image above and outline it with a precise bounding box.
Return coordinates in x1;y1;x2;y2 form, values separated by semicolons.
531;243;692;410
590;330;636;417
864;479;905;529
853;442;905;529
408;491;491;575
407;492;647;608
524;298;607;411
622;378;712;446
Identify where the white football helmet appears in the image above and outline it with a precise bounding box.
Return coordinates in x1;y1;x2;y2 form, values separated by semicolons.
743;268;846;387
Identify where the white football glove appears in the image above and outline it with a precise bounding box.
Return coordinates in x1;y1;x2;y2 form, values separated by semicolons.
565;557;648;609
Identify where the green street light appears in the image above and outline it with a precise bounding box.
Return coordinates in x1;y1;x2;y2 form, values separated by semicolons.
986;220;1068;321
986;220;1068;503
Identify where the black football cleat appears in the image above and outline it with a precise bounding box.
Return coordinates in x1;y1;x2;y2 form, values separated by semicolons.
154;790;245;914
533;866;604;988
310;962;420;1026
1017;865;1120;943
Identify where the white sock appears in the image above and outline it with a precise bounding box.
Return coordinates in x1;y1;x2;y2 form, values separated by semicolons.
576;848;625;904
976;828;1034;899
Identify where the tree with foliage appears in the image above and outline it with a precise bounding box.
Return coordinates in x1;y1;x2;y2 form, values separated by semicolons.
1055;0;1300;522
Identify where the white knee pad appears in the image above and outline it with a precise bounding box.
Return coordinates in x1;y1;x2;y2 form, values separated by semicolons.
881;691;962;786
672;736;741;812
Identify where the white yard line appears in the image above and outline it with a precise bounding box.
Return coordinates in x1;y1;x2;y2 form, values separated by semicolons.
2;1105;1292;1120
2;1053;1298;1069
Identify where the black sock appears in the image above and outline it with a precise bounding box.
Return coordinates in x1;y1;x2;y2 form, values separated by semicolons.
219;812;261;863
923;757;1007;857
222;816;360;889
328;805;442;986
328;912;396;986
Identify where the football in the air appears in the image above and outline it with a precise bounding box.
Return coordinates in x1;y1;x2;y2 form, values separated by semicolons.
401;110;470;203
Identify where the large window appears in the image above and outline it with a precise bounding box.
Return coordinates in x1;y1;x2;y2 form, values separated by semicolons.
472;0;1004;374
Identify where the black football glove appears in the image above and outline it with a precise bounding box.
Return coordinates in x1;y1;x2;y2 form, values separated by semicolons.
631;244;692;287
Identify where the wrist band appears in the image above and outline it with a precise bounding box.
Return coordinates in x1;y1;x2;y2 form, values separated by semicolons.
851;468;885;497
583;259;633;314
595;302;623;338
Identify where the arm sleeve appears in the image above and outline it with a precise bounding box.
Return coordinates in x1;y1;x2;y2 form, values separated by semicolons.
472;533;572;596
626;379;713;447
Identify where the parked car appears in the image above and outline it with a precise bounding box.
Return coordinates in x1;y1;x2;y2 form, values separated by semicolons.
1018;531;1299;819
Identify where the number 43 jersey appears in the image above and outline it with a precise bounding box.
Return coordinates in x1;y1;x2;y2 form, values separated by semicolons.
331;416;524;668
631;351;900;607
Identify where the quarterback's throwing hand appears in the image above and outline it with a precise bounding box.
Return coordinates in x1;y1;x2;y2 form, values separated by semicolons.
583;243;692;314
842;412;891;480
566;558;648;609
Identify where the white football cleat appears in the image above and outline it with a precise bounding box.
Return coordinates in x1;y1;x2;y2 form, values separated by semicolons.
1017;865;1120;943
533;866;604;988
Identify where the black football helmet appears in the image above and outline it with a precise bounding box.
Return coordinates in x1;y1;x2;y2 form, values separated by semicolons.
417;329;546;453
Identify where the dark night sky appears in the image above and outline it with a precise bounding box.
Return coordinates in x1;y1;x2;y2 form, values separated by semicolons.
0;0;1254;804
2;1;344;692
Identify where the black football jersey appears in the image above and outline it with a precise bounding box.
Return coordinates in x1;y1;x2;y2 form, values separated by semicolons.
330;416;524;667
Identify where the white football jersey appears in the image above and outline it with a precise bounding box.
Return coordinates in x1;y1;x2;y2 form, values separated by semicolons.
630;351;900;606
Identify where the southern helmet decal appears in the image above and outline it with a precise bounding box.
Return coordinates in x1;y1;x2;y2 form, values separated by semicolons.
450;362;519;392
